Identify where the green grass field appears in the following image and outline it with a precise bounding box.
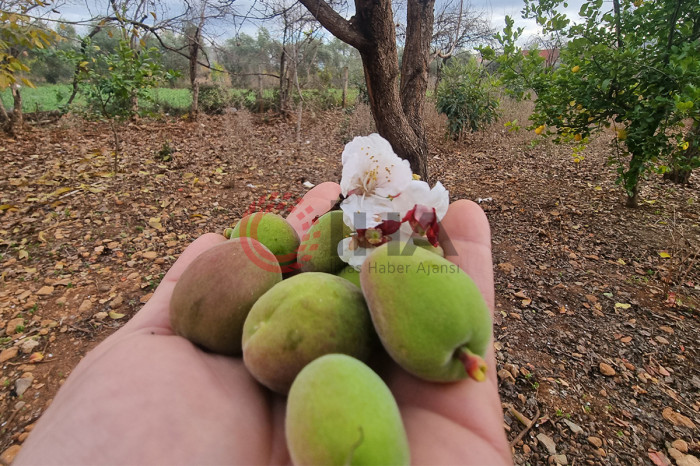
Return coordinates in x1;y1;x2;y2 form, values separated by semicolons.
1;84;359;114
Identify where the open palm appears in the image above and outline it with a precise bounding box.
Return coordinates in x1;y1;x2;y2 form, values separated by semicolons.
16;182;511;465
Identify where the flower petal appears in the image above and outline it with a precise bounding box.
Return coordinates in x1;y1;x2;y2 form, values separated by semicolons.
340;134;412;198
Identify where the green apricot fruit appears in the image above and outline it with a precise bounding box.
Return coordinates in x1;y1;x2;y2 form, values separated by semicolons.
229;212;300;272
286;354;410;466
412;237;445;257
242;272;373;394
170;238;282;355
360;242;491;382
337;265;361;288
297;210;351;273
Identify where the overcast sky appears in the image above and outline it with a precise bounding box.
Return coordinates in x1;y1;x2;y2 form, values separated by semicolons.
46;0;586;45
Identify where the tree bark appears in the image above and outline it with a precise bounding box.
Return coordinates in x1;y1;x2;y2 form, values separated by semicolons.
279;43;288;114
400;0;435;178
258;65;264;113
297;0;432;181
342;66;349;108
188;24;202;121
11;86;23;134
0;99;12;135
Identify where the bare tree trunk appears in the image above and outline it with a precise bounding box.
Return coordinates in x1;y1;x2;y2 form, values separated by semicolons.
297;0;432;181
400;0;435;179
0;100;12;135
342;66;349;108
286;56;296;116
11;86;23;134
355;0;431;180
110;120;121;173
279;45;288;114
188;24;202;121
191;81;200;119
258;65;264;112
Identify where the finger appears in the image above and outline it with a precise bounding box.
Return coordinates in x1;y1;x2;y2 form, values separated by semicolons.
389;201;510;463
122;233;227;333
286;182;341;236
439;200;498;385
439;199;495;314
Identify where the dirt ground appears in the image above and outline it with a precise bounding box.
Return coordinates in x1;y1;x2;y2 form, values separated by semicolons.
0;104;698;465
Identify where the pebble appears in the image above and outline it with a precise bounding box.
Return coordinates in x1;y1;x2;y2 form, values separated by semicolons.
537;433;557;455
56;297;67;305
6;318;24;335
78;299;93;312
550;454;568;465
20;339;40;354
36;286;54;296
498;369;516;383
110;295;124;308
94;312;108;321
0;347;19;363
523;444;531;454
143;251;158;260
563;419;584;435
0;445;21;465
599;363;616;376
588;436;603;448
15;375;34;396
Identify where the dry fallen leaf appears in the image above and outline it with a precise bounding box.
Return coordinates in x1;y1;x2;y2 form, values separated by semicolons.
148;217;164;231
662;407;696;428
648;450;672;466
108;311;125;320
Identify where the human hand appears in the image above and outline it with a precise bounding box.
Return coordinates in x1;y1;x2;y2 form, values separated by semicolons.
15;182;511;465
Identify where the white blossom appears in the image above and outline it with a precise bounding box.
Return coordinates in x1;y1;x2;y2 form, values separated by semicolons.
337;134;450;269
340;134;412;198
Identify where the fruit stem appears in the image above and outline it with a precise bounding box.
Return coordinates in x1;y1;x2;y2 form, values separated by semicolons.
457;347;487;382
223;228;234;239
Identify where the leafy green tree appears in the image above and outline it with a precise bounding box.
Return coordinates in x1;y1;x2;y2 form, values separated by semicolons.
0;0;59;133
485;0;700;206
435;57;500;138
30;24;79;84
74;38;174;172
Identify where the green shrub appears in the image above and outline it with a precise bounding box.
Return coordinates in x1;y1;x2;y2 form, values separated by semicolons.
198;84;230;114
435;59;500;138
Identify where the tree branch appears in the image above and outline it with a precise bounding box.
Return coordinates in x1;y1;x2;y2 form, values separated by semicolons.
295;0;369;50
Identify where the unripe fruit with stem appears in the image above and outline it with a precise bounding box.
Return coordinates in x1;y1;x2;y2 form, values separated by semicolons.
360;242;491;382
286;354;410;466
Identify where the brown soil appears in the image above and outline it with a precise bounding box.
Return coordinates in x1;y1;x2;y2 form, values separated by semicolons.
1;106;698;465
